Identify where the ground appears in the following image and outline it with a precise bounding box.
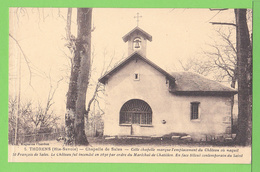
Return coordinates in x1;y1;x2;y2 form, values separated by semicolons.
52;136;237;147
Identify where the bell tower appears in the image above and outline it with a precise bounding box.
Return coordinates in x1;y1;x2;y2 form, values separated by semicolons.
122;13;152;57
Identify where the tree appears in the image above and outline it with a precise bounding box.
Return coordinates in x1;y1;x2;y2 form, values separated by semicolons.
9;8;94;145
9;98;34;144
208;9;252;145
8;97;61;144
206;9;252;145
86;108;104;137
8;74;62;144
205;29;238;132
207;9;252;146
65;8;92;145
29;76;62;135
234;9;251;146
177;29;238;88
177;9;252;145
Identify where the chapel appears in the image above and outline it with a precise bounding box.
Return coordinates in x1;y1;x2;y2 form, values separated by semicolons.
99;24;237;141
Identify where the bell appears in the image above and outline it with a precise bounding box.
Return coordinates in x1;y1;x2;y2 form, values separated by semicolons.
134;42;140;48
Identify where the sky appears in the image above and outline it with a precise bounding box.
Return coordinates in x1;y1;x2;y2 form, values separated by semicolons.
9;8;239;122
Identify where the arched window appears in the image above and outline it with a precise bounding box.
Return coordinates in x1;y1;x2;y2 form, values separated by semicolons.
120;99;152;125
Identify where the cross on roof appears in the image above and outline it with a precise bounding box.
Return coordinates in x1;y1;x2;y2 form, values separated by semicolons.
134;13;142;26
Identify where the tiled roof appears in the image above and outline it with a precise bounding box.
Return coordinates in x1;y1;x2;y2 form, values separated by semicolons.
170;71;237;94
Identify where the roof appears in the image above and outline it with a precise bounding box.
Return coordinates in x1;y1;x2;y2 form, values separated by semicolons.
98;53;237;96
99;52;175;84
122;26;152;42
170;72;237;95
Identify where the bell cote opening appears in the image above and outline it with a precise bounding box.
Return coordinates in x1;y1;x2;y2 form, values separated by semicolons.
133;37;141;50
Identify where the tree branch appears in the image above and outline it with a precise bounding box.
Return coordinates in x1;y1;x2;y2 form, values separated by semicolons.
66;8;72;40
9;33;33;87
210;22;236;27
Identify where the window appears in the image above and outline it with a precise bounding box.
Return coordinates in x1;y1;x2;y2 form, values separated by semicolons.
120;113;152;125
134;73;140;80
120;99;152;125
191;102;200;120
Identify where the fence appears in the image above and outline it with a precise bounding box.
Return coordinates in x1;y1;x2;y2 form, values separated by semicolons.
9;132;65;145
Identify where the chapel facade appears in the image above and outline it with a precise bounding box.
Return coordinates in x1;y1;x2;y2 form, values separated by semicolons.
99;26;237;141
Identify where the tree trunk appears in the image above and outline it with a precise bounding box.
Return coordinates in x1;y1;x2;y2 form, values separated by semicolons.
74;8;92;145
246;33;252;145
234;9;251;146
230;75;236;134
65;8;92;145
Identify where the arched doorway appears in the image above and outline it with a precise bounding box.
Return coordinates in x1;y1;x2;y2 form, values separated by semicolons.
119;99;152;125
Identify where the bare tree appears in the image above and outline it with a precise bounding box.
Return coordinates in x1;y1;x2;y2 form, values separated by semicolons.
29;76;62;136
10;8;94;145
207;9;252;145
210;8;252;145
9;98;34;144
178;27;237;84
178;9;252;145
177;57;213;76
9;32;37;145
8;74;62;144
8;97;60;144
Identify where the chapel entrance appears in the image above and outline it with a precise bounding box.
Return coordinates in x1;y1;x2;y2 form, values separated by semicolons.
119;99;152;135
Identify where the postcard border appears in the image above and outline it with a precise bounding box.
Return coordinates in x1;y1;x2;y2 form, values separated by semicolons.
0;0;256;172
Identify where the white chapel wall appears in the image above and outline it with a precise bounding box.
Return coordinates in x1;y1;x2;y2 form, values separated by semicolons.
103;58;232;140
